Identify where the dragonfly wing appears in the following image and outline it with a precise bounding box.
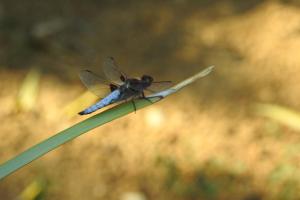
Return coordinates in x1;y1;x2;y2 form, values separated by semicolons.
146;81;173;93
102;57;127;85
79;70;116;98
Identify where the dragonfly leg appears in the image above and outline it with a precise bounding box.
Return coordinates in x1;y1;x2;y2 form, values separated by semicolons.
139;92;153;104
144;98;154;104
131;100;137;113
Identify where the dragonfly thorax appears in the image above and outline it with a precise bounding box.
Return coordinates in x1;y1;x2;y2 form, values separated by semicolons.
124;75;153;91
141;75;153;87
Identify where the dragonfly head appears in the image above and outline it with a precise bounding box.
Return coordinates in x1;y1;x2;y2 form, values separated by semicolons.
141;75;153;86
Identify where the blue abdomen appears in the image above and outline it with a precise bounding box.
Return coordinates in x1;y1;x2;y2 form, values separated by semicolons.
78;89;121;115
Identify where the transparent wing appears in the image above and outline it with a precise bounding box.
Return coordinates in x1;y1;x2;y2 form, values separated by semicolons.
102;57;127;85
146;81;173;93
79;70;115;98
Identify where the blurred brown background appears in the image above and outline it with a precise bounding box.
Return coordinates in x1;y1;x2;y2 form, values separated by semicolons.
1;0;300;199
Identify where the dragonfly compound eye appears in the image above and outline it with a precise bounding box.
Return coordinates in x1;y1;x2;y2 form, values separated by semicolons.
142;75;153;83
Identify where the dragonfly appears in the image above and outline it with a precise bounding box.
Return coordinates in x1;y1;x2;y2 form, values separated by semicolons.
78;57;173;115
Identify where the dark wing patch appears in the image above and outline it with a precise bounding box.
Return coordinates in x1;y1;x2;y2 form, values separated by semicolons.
102;57;127;85
146;81;173;93
79;70;117;98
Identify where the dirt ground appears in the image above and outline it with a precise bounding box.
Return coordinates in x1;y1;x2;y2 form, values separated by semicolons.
1;1;300;199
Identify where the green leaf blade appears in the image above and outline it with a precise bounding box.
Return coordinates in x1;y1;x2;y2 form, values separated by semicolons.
0;66;214;180
0;97;161;180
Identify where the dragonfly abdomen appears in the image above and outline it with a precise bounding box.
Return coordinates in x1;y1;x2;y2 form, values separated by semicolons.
78;89;121;115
